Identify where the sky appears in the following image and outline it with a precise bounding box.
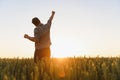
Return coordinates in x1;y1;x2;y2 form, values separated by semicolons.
0;0;120;58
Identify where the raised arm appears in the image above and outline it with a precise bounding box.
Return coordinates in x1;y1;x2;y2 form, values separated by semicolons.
48;11;55;22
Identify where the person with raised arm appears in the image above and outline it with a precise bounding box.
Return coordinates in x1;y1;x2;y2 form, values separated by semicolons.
24;11;55;63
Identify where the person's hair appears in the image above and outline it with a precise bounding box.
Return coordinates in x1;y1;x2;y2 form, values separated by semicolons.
32;17;40;26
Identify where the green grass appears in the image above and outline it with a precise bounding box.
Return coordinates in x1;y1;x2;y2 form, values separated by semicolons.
0;57;120;80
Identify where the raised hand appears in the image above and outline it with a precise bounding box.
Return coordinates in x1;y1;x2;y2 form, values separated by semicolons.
52;11;55;14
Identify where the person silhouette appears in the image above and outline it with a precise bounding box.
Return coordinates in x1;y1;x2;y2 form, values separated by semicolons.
24;11;55;63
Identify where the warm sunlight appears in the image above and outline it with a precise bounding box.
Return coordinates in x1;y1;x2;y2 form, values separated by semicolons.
52;52;81;58
0;0;120;80
52;53;70;58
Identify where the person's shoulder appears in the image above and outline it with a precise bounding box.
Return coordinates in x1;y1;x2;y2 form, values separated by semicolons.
44;20;51;27
34;27;39;32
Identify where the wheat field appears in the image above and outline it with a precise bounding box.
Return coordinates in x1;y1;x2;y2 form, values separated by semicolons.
0;57;120;80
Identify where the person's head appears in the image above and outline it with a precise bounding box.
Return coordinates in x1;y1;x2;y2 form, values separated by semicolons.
32;17;41;27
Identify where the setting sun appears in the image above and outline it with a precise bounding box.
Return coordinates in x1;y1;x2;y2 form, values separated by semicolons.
52;53;72;58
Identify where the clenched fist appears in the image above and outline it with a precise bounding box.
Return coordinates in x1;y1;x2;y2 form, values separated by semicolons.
24;34;29;38
52;11;55;14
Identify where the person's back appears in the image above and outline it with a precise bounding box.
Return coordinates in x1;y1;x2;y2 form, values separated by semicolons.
34;21;51;49
24;11;55;62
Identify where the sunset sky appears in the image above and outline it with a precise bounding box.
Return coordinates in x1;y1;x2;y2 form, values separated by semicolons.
0;0;120;58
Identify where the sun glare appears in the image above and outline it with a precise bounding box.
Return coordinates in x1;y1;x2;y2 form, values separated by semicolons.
52;53;72;58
